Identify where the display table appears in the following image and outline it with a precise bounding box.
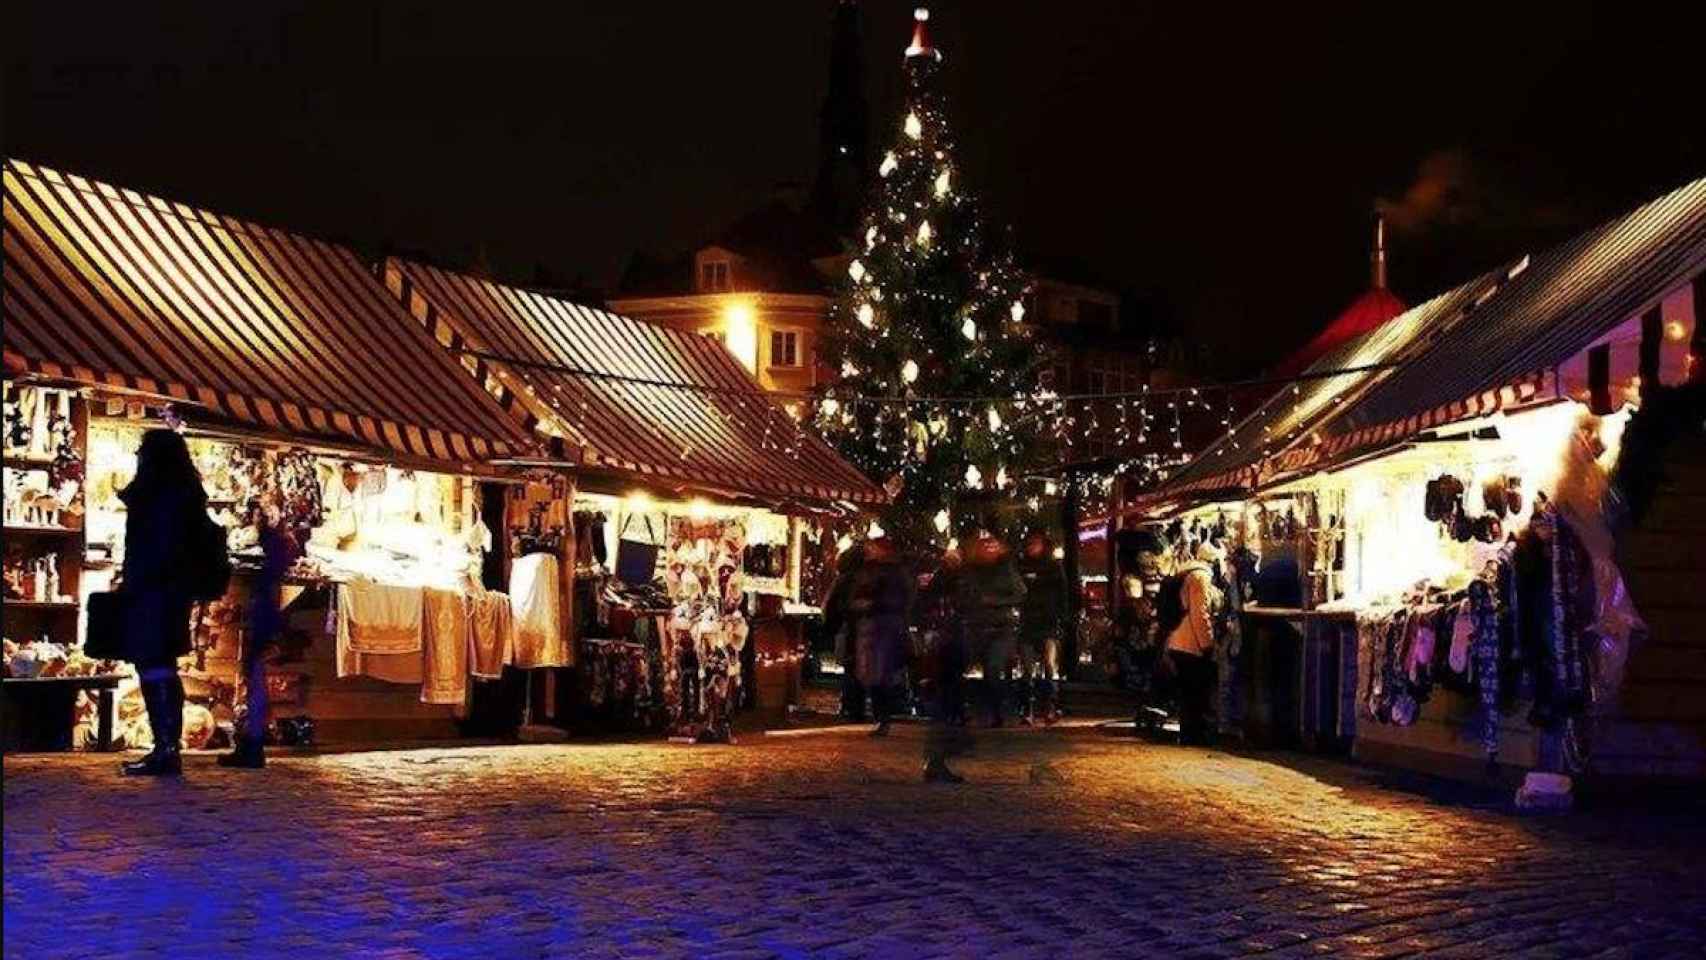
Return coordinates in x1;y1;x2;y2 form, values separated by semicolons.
1;674;122;753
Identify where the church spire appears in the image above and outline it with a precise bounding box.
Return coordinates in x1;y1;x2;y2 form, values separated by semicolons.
904;7;941;62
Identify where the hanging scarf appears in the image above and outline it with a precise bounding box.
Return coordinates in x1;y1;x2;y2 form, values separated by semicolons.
1469;565;1503;763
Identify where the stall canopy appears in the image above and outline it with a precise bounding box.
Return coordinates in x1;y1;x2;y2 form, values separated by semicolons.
2;160;536;466
1145;174;1706;511
383;257;888;507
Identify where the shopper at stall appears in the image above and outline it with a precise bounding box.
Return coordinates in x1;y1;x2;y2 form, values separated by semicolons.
116;429;212;776
1017;530;1068;725
849;535;913;736
1163;540;1225;746
960;530;1027;727
916;546;970;782
220;502;299;769
822;544;867;721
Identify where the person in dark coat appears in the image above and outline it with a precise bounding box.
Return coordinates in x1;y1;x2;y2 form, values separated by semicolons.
959;532;1027;727
220;501;299;769
848;536;912;736
1017;531;1068;724
117;429;209;776
821;545;867;721
916;547;970;782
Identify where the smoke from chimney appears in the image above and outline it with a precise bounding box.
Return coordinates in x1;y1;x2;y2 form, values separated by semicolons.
1377;149;1475;232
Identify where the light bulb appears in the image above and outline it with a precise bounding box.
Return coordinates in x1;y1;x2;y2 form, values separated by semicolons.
933;508;951;533
868;520;886;539
902;359;919;383
996;466;1009;488
820;398;840;417
1010;300;1026;324
1044;480;1058;496
904;112;923;140
916;220;932;244
879;151;898;177
961;317;977;341
934;168;951;198
840;359;860;377
986;406;1002;431
964;464;983;488
857;303;875;328
836;535;855;554
848;259;866;282
865;225;878;250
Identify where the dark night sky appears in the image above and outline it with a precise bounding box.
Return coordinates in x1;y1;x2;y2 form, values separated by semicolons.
7;1;1704;373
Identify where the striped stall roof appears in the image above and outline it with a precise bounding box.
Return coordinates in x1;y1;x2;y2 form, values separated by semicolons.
2;160;535;465
384;258;887;507
1141;174;1706;513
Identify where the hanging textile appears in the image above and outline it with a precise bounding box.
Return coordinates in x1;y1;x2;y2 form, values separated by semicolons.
469;589;515;679
335;580;424;680
511;553;569;668
420;589;470;705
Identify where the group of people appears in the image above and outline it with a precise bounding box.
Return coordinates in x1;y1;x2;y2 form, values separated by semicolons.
112;428;291;776
822;527;1069;783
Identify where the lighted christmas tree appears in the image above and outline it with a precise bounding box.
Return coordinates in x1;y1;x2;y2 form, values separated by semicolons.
817;7;1043;548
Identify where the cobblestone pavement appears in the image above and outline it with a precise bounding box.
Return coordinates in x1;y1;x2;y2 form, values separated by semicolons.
6;726;1705;959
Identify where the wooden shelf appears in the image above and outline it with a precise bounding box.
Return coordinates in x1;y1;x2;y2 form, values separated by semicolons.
3;454;58;469
4;600;79;611
3;525;83;538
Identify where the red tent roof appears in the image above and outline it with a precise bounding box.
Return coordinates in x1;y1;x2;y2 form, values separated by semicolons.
1272;285;1406;378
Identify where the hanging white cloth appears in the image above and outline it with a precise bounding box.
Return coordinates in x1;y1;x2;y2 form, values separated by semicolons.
511;553;568;668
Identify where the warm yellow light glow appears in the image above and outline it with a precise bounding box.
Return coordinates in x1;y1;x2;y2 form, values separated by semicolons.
858;303;876;329
626;491;654;512
995;465;1009;488
722;301;759;373
879;152;898;178
865;225;879;250
1010;301;1026;324
934;168;951;198
1044;480;1058;496
1052;546;1065;560
916;220;932;244
961;317;977;341
867;520;886;539
964;464;982;488
688;498;711;519
986;406;1002;431
933;508;951;533
904;112;923;140
849;259;866;283
821;397;841;417
837;534;855;554
902;359;919;383
1667;320;1687;341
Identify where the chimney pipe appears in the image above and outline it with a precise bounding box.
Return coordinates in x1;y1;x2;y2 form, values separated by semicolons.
1371;212;1388;290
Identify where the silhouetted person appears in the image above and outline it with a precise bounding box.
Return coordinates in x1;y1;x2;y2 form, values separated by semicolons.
960;531;1026;727
1166;541;1225;746
1017;531;1068;724
220;502;298;769
917;547;969;782
822;544;867;721
118;429;208;776
849;535;912;736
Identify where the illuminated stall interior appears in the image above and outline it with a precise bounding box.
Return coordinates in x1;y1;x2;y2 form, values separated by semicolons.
1129;175;1706;782
2;159;541;750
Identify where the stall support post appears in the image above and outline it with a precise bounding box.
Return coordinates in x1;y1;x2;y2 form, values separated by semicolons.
1060;474;1082;680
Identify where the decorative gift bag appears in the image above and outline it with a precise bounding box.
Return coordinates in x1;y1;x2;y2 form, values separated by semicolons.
615;512;662;585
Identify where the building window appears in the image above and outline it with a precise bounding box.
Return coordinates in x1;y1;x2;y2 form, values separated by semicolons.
770;330;801;368
699;260;730;292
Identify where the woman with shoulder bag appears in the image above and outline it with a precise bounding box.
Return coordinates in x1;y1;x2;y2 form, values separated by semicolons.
116;429;212;776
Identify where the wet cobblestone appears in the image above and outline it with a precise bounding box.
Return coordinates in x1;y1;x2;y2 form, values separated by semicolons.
5;727;1704;959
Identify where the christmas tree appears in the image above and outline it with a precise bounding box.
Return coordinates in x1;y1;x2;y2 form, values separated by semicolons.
817;7;1043;548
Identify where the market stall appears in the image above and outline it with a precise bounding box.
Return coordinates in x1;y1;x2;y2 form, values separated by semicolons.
383;258;886;736
2;160;547;750
1128;176;1706;786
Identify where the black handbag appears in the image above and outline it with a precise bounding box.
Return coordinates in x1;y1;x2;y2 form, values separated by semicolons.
615;513;661;585
83;590;130;660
